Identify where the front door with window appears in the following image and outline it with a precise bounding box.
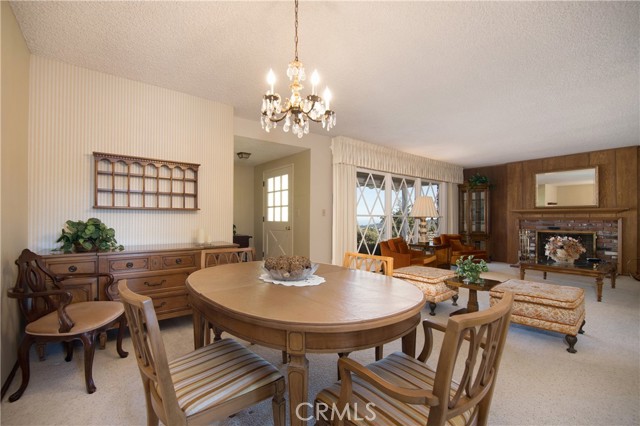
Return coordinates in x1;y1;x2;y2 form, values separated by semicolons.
263;165;293;258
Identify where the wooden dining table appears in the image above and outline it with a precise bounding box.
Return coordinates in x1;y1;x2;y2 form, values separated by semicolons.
186;261;425;426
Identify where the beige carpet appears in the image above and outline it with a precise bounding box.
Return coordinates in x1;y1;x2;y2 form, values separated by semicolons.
1;263;639;425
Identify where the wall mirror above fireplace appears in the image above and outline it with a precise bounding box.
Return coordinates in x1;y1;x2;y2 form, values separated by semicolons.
535;167;598;208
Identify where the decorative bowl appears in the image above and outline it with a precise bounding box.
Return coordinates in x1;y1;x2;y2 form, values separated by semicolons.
264;263;319;281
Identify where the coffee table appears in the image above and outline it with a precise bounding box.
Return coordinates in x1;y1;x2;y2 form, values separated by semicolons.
444;276;503;314
519;260;616;302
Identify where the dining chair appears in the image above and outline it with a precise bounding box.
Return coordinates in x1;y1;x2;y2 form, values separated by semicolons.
342;252;395;362
342;251;394;276
5;249;128;402
200;247;255;268
199;247;256;344
117;279;286;426
314;291;514;426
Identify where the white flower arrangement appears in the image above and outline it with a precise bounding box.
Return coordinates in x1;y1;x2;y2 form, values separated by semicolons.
544;236;586;262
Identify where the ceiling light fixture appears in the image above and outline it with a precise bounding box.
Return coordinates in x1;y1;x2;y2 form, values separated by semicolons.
260;0;336;138
236;152;251;160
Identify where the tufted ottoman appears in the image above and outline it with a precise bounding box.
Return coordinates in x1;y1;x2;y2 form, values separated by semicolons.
490;279;586;353
393;266;458;316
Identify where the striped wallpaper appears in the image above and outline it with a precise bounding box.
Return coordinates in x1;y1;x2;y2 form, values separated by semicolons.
28;56;235;251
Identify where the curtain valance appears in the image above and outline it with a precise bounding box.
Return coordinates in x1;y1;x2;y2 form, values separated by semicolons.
331;136;464;184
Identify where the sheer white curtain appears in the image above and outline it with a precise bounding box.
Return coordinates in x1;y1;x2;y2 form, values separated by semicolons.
331;136;464;264
331;163;357;264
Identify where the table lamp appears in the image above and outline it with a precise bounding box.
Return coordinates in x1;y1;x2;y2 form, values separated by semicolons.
410;196;439;243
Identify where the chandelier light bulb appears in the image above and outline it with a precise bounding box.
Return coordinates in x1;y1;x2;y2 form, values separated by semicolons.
323;87;332;110
310;70;320;95
267;69;276;94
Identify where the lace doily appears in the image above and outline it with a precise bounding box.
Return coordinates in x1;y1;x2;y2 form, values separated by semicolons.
259;273;325;287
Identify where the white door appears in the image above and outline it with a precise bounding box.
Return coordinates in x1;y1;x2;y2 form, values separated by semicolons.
263;165;293;258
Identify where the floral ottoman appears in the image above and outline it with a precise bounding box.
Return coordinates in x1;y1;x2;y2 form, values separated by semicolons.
393;266;458;316
489;279;586;353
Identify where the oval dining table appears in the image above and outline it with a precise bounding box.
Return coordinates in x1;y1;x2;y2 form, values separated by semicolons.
186;261;425;426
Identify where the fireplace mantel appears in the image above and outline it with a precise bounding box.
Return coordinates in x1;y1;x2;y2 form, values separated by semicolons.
512;207;629;217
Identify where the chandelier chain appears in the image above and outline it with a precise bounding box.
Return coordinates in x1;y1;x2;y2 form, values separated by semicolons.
294;0;299;61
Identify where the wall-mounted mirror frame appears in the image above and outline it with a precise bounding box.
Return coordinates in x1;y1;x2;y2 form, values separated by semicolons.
535;167;599;208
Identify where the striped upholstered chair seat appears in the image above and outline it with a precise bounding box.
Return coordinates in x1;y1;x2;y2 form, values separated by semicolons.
316;352;474;426
167;338;284;417
314;292;514;426
118;280;285;426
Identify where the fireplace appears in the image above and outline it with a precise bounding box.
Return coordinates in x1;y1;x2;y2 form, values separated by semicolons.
535;230;596;263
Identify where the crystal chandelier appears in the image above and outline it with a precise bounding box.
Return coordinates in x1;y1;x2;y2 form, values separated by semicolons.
260;0;336;138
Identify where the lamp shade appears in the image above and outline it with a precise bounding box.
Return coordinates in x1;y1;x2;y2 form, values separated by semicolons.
411;196;438;218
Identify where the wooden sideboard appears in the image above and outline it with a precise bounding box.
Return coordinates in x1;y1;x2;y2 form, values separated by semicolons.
41;242;237;320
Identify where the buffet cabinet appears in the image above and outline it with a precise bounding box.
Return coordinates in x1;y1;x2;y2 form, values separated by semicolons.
42;243;235;320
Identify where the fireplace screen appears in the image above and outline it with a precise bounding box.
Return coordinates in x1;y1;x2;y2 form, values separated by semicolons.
535;230;596;263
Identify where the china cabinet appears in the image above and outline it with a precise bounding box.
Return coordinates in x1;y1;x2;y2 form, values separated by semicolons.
458;183;491;257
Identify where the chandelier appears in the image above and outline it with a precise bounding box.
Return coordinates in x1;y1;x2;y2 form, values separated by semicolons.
260;0;336;138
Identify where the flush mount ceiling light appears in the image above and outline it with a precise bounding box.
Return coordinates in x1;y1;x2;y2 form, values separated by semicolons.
260;0;336;138
236;152;251;160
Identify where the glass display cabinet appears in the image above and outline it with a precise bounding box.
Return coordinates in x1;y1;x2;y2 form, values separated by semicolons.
458;183;490;256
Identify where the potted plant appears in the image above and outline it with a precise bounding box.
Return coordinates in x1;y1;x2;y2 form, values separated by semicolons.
455;255;489;283
56;218;124;253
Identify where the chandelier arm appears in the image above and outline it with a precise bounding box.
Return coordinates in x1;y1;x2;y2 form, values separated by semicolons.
262;112;290;123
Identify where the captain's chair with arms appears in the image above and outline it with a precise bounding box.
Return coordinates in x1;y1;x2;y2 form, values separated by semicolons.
6;249;128;402
315;291;514;426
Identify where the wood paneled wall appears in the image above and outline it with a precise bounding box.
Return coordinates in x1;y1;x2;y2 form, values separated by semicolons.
464;146;638;274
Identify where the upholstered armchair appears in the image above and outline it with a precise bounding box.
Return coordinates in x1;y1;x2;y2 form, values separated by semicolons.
433;233;488;266
380;238;436;269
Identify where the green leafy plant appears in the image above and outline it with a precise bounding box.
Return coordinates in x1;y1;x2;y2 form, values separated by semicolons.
468;173;490;188
455;255;489;283
56;218;124;253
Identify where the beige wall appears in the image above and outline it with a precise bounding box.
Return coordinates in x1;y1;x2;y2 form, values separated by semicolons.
27;57;235;250
233;164;255;246
253;150;311;259
234;117;332;263
556;184;595;206
1;1;31;383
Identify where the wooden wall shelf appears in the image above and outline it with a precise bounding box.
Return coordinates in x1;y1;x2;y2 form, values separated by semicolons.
93;152;200;210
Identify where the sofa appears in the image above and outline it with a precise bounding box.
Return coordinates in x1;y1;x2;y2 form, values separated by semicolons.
433;234;488;266
380;238;436;269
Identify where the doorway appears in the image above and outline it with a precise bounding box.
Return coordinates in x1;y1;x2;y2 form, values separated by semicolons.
263;165;294;258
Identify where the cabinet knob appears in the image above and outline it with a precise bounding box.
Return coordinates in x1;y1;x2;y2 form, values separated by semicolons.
153;301;167;309
126;262;134;268
175;258;182;265
68;265;77;273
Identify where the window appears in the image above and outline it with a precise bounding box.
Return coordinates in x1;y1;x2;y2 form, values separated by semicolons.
266;174;289;222
356;170;440;255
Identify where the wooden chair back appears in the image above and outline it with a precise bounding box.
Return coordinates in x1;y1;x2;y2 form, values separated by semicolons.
117;279;186;425
421;291;514;425
201;247;255;269
10;249;62;325
342;252;394;276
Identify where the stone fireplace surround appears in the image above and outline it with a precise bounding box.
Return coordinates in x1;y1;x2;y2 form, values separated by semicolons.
519;218;620;266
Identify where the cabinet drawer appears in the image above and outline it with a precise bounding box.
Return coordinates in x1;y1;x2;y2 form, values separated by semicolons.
150;293;190;316
125;273;188;293
161;253;196;270
48;260;97;275
109;257;149;272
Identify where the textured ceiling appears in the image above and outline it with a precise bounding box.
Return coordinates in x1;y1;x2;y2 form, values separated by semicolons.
10;1;639;167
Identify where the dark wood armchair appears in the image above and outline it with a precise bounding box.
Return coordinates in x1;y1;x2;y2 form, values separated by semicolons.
5;249;128;402
315;291;514;426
